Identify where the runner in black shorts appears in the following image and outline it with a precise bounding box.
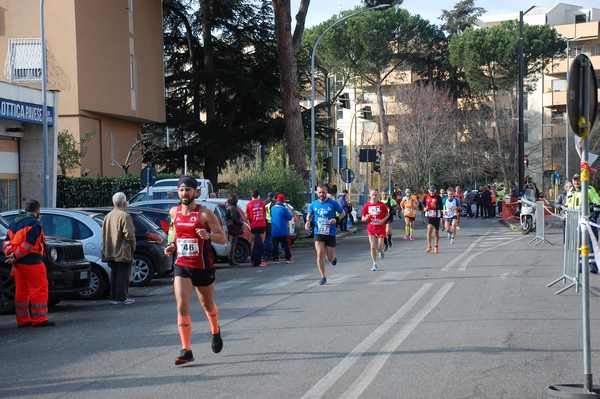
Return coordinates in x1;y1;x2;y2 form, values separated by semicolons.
306;185;345;285
423;185;443;254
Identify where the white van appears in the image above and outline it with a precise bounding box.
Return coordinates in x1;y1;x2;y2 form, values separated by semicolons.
130;178;214;203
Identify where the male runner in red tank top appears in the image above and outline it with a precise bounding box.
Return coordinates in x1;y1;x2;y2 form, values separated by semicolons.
164;176;227;366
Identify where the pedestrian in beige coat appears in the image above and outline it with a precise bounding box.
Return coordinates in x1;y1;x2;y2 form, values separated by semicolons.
102;192;136;305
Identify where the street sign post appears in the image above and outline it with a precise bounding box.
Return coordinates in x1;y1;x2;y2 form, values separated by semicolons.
340;168;355;184
140;164;157;189
546;54;600;398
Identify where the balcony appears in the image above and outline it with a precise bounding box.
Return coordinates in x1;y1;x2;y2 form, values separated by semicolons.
544;89;600;108
555;21;599;40
546;54;600;76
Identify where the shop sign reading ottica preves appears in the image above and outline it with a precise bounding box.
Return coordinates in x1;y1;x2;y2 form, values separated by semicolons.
0;98;54;126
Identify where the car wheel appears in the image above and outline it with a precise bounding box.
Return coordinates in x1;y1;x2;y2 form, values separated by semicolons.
0;272;15;315
79;265;108;299
48;295;61;307
131;255;154;286
234;240;250;264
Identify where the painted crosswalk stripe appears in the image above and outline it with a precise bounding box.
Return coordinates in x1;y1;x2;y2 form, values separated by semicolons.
301;283;433;399
371;271;412;285
341;282;455;399
441;232;489;271
252;274;311;291
216;278;252;291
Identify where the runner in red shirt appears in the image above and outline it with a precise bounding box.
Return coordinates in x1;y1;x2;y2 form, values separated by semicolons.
246;190;268;267
361;189;389;271
164;176;227;366
424;185;443;254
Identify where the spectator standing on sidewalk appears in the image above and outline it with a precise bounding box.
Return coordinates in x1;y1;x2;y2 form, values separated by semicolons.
264;192;275;259
270;194;293;263
225;195;244;265
337;190;349;232
246;190;268;267
102;192;136;305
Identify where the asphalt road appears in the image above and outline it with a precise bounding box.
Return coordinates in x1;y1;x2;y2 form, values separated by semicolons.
0;217;598;399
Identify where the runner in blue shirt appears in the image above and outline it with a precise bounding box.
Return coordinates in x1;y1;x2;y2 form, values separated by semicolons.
305;184;345;285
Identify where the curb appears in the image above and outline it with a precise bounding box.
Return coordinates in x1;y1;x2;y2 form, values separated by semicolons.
498;218;521;232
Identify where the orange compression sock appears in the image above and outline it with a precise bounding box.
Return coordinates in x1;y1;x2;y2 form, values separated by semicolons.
205;306;220;334
177;314;192;350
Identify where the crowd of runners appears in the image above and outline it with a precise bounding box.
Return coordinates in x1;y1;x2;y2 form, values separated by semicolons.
135;177;475;366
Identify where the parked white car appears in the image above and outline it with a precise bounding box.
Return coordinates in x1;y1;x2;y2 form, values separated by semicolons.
130;178;215;204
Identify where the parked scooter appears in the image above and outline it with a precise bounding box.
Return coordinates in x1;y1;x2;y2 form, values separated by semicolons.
519;188;537;234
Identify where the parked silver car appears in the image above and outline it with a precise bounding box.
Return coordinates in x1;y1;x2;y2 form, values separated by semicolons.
1;208;170;298
129;199;252;263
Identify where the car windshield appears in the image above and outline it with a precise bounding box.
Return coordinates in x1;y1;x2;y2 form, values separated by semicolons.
0;221;7;236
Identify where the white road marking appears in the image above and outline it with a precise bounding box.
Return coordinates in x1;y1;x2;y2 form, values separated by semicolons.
458;236;527;271
252;274;311;291
216;278;253;291
341;282;455;399
441;233;489;271
371;271;412;285
300;283;433;399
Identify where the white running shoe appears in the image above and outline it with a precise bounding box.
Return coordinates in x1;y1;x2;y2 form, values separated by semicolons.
371;263;378;272
378;250;384;259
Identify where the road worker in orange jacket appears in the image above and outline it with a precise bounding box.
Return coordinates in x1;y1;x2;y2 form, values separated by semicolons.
2;200;54;327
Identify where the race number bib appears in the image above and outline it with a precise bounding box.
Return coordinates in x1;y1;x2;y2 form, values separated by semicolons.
177;238;200;257
425;210;437;218
317;217;331;235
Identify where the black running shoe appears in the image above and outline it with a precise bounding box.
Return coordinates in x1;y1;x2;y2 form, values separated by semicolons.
331;258;337;266
175;349;194;365
211;331;223;353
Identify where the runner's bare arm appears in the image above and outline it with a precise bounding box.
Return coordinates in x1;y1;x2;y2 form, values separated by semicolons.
201;209;227;245
164;207;178;256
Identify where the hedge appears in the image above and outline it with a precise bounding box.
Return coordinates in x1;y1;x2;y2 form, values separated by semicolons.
57;175;142;208
231;165;306;208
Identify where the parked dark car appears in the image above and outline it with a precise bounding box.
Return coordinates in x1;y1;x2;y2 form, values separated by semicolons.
0;216;91;314
77;208;173;286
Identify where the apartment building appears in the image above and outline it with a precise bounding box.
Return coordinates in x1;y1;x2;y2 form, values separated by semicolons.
0;0;165;188
480;3;600;191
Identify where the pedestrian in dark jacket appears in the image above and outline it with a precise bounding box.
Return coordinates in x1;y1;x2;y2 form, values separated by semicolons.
270;194;293;262
225;195;244;265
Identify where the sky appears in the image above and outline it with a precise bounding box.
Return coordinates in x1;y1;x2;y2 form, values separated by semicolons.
291;0;600;27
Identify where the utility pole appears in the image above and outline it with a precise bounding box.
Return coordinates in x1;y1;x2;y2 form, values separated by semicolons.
40;0;50;207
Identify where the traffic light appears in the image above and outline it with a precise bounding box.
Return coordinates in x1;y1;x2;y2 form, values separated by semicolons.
322;157;329;172
373;150;382;173
364;0;402;8
524;154;529;168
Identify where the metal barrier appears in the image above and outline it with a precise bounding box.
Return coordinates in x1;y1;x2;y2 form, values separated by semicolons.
529;201;552;246
547;208;580;295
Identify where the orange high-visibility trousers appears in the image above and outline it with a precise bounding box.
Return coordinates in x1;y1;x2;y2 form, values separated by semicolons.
14;263;49;326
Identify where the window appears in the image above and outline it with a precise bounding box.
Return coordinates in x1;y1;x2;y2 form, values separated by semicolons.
592;46;600;57
575;14;587;23
551;79;567;92
360;106;373;120
0;178;18;213
6;38;41;81
336;108;344;120
569;47;583;57
40;215;93;240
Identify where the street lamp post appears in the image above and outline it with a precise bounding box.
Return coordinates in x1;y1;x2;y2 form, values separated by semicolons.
517;6;535;193
309;3;394;201
40;0;50;207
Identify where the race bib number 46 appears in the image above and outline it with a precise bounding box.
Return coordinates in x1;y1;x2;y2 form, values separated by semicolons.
177;238;200;257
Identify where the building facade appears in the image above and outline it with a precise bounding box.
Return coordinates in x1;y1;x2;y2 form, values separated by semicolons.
0;0;165;180
480;3;600;193
0;81;57;211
